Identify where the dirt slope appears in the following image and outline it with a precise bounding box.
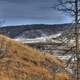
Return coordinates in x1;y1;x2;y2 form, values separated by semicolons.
0;35;71;80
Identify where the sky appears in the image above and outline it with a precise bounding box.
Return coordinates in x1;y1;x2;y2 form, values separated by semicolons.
0;0;73;26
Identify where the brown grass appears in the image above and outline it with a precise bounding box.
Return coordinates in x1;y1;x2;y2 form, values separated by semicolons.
0;34;71;80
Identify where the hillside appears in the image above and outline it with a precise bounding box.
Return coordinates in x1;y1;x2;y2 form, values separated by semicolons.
0;35;71;80
0;24;70;38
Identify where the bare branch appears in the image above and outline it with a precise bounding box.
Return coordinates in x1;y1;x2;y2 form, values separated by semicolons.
57;7;75;12
65;0;75;4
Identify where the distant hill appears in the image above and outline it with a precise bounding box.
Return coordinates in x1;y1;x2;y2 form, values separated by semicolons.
0;24;71;38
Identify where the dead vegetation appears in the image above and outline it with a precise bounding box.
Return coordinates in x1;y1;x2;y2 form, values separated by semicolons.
0;35;71;80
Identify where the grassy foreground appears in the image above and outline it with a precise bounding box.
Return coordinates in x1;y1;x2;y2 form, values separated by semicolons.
0;35;71;80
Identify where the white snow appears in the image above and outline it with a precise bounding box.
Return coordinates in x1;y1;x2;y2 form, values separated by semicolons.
14;32;62;43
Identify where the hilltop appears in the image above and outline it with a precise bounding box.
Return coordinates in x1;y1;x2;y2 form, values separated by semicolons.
0;35;71;80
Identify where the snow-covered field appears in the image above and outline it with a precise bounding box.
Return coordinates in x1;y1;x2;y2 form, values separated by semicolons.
14;32;62;43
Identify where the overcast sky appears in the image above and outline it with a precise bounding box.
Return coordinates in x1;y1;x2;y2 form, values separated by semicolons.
0;0;73;26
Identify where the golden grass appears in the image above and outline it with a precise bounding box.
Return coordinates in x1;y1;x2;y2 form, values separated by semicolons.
0;34;71;80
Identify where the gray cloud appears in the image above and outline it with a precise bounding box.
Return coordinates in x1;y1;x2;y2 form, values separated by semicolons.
0;0;62;18
0;0;72;25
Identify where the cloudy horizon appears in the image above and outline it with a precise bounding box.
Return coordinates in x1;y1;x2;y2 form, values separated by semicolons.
0;0;73;26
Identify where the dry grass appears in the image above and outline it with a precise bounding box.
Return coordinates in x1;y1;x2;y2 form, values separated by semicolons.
0;34;71;80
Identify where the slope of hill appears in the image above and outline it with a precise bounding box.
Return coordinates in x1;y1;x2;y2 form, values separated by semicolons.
0;35;71;80
0;24;70;38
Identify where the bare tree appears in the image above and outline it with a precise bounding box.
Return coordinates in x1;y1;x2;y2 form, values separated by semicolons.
54;0;80;80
